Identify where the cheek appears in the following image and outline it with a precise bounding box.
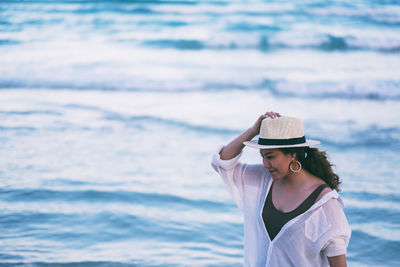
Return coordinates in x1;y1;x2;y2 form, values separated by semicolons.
275;159;290;171
262;158;267;166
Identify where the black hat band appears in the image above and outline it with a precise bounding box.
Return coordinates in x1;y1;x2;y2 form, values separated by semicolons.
258;136;306;146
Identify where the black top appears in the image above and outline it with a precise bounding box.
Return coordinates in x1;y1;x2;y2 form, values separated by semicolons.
262;182;329;241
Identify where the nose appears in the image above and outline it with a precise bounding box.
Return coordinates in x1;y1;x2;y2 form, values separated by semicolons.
263;157;271;168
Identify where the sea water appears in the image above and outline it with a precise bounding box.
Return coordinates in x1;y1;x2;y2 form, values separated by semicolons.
0;0;399;266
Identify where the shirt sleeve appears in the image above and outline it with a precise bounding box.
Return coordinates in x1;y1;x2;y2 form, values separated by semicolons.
317;197;351;257
211;146;246;211
322;236;347;257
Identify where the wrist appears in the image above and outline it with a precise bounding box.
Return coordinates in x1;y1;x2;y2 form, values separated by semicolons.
247;127;259;139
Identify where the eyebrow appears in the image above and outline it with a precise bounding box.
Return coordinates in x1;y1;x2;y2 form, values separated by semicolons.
261;152;273;156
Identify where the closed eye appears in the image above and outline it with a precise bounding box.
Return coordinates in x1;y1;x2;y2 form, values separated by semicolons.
260;153;274;160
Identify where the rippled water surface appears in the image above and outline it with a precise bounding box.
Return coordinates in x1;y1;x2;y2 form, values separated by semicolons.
1;0;400;266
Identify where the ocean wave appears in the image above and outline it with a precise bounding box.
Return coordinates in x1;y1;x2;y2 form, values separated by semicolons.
2;108;398;149
0;126;36;132
103;113;400;147
103;113;240;135
142;39;205;50
138;19;188;27
2;2;400;54
316;125;400;149
1;209;242;264
307;5;400;27
138;34;400;53
0;39;21;46
343;191;400;204
1;79;399;101
350;125;400;148
350;229;400;266
2;31;397;54
0;261;141;266
259;80;400;101
226;22;281;32
315;34;400;52
0;110;62;116
345;206;400;225
0;188;233;212
65;107;400;147
0;103;239;135
0;81;131;92
29;3;159;15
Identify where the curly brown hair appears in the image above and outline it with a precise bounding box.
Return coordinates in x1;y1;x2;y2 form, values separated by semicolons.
279;147;341;191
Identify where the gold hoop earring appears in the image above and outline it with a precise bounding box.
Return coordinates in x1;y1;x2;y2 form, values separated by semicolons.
289;160;302;173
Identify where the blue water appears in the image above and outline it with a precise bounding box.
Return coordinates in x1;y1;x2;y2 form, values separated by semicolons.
1;0;400;266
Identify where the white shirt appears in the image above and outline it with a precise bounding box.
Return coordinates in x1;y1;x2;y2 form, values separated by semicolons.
211;147;351;267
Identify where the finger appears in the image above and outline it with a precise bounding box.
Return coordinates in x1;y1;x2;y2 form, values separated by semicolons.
274;112;281;117
264;111;278;118
270;111;281;118
264;112;272;118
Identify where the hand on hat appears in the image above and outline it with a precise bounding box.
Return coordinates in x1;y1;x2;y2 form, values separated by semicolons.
250;111;281;136
220;111;281;160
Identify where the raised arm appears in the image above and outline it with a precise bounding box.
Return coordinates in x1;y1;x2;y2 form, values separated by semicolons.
219;111;280;160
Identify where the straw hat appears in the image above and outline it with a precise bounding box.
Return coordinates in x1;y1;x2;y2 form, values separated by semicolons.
243;116;320;149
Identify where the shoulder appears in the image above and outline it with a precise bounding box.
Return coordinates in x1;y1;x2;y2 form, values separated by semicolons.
319;197;351;239
311;192;351;233
315;185;333;202
319;194;349;226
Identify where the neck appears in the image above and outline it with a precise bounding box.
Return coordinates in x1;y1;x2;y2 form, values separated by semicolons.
280;170;315;188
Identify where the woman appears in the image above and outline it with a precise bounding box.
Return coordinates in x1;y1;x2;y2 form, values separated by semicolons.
211;112;351;267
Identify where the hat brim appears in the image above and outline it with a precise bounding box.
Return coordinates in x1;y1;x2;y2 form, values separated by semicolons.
243;139;320;149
